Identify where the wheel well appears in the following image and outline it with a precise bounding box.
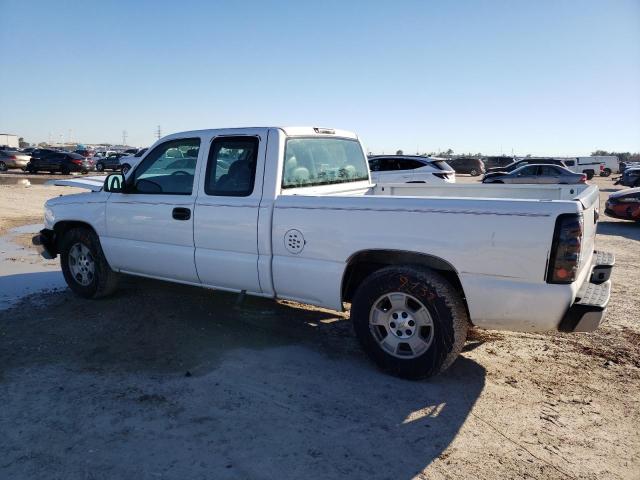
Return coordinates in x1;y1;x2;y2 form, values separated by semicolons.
53;221;97;249
341;249;468;310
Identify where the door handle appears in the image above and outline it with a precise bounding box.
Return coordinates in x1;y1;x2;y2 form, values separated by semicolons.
172;207;191;221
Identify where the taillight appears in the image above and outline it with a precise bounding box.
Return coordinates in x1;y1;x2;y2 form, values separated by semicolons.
9;155;17;160
599;164;604;172
547;214;583;284
71;159;83;165
579;174;587;183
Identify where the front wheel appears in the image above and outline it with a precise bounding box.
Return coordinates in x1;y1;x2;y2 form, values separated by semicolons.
0;161;7;172
121;163;131;174
600;168;611;177
351;266;469;379
469;168;478;176
60;227;119;298
61;166;70;175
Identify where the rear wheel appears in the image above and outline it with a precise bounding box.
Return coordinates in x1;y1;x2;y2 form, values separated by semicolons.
96;162;105;172
59;227;119;298
601;168;611;177
0;161;7;172
584;170;595;180
351;266;469;379
469;168;478;176
61;166;70;175
121;163;131;174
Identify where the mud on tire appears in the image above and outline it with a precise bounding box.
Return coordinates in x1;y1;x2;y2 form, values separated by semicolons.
351;266;469;379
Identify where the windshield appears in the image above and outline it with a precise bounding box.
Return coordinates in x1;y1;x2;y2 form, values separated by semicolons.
282;137;368;189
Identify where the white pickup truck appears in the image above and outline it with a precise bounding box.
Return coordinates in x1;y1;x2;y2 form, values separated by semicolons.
33;127;614;379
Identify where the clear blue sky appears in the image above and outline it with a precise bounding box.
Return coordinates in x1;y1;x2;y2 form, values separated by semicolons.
1;0;639;155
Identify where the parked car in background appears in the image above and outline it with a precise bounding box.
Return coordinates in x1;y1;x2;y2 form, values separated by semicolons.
447;157;485;176
74;149;95;158
483;164;586;184
0;150;31;171
619;161;640;174
615;167;640;187
119;148;148;174
27;151;93;174
368;155;455;184
561;157;604;180
605;188;640;221
486;158;567;175
95;153;129;172
482;156;514;170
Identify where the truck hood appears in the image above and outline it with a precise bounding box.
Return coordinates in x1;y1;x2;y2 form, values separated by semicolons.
47;176;105;191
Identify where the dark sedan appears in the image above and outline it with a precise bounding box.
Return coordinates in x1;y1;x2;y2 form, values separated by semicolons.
605;188;640;221
95;153;129;172
615;168;640;188
483;164;586;184
27;151;93;174
485;158;567;175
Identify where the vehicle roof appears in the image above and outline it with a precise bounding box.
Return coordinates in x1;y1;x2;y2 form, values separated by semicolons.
610;187;640;197
160;127;358;141
367;155;447;161
510;163;573;172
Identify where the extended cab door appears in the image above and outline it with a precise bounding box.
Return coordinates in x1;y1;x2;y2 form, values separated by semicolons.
102;137;202;283
193;133;266;294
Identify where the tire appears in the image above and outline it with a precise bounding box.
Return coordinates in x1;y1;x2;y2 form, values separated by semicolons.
96;162;104;172
351;266;469;379
469;169;478;176
601;168;611;177
0;161;7;172
584;170;594;180
59;227;119;299
61;166;70;175
121;163;131;174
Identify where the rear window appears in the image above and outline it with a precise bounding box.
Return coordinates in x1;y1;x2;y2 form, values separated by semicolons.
431;160;452;171
282;137;368;189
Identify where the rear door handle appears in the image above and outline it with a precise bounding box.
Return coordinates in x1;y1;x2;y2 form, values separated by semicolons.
172;207;191;221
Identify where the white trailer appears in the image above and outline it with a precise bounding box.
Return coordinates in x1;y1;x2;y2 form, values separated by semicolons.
0;133;19;149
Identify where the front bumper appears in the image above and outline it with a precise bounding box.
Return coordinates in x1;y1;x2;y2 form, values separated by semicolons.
558;250;614;332
32;229;57;260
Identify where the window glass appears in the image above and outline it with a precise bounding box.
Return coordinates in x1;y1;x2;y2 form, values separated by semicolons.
132;138;200;195
282;137;368;188
565;160;575;166
540;166;559;176
398;159;424;170
205;136;258;196
518;166;537;176
368;158;380;172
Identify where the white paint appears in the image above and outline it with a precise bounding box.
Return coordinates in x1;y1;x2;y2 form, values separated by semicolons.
42;126;604;333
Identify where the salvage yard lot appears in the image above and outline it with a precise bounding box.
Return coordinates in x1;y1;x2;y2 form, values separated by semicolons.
0;173;638;479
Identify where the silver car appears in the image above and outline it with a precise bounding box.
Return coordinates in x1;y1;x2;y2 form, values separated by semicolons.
482;164;586;184
0;150;31;171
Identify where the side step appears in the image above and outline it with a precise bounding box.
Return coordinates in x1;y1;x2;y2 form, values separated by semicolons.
591;250;615;285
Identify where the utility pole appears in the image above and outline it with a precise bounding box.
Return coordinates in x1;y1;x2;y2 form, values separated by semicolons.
122;130;128;146
155;125;162;139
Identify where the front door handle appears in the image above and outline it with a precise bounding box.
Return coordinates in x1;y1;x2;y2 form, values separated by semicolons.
172;207;191;221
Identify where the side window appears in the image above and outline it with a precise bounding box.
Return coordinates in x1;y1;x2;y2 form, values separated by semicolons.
132;138;200;195
205;136;258;197
518;166;537;176
368;158;380;172
565;160;575;166
398;159;424;170
380;158;399;171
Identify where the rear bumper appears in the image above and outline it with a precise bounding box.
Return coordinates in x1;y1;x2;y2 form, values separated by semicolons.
558;250;614;332
32;229;57;259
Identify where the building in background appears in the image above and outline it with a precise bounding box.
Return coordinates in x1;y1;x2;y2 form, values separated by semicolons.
0;133;19;149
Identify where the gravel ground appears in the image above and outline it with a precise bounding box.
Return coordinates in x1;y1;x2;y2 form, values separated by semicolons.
0;173;638;479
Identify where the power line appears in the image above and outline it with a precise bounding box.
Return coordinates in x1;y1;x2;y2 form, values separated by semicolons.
122;130;128;146
155;125;162;139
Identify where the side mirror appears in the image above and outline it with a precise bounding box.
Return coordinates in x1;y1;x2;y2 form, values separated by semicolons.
104;173;125;193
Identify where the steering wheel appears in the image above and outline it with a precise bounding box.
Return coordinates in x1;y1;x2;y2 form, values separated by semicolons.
171;170;190;176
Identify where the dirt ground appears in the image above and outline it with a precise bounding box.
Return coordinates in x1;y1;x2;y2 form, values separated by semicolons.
0;172;638;480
